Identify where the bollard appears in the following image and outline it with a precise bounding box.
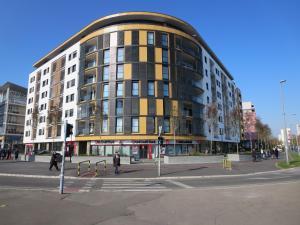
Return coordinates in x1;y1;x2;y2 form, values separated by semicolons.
77;163;80;176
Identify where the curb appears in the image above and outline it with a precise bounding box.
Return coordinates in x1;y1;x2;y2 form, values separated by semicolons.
0;167;297;180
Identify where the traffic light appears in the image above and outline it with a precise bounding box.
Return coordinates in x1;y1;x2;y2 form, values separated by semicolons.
158;136;164;146
66;123;73;137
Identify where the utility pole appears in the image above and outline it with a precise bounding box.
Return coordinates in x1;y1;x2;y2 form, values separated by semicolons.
280;80;289;164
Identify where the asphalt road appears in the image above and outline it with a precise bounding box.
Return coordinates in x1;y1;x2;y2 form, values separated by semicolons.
0;170;299;225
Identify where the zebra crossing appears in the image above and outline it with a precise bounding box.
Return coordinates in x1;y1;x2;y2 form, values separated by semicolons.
99;179;170;192
79;179;97;192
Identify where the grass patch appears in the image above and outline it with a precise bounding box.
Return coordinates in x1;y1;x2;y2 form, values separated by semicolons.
276;152;300;169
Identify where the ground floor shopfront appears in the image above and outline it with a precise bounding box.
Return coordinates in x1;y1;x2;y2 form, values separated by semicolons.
24;136;239;159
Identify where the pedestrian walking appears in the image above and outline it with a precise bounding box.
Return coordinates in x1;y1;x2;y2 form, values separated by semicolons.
14;149;19;160
49;151;59;171
251;148;256;162
275;147;279;159
113;151;121;174
6;148;12;160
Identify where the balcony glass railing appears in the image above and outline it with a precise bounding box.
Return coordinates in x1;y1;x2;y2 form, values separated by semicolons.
86;46;97;54
85;60;96;69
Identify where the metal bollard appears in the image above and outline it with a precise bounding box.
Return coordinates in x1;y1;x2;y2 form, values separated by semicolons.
77;163;80;176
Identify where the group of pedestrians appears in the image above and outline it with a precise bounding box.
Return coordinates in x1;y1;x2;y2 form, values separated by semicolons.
0;148;19;160
252;147;279;162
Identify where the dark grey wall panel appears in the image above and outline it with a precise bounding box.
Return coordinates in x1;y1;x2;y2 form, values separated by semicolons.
131;98;139;115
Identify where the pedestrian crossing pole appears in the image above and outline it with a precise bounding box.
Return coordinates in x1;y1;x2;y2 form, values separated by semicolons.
59;120;67;194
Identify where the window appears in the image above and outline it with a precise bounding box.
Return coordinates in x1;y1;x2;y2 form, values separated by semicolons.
72;64;76;73
26;120;31;126
116;117;123;133
25;131;30;137
163;82;169;97
41;91;47;99
104;50;110;64
38;129;44;136
43;69;47;75
217;91;221;99
162;66;169;80
70;94;74;102
116;82;123;97
206;83;209;90
207;96;210;104
30;76;35;83
148;81;154;96
117;48;124;62
116;64;124;79
147;32;154;45
68;67;71;74
67;79;75;88
29;87;34;93
204;56;207;64
68;54;72;61
69;109;74;117
103;66;109;81
162;33;168;47
162;49;168;63
42;79;48;87
102;118;108;132
103;83;109;98
72;51;77;59
102;100;109;115
164;118;170;133
132;117;139;132
116;99;123;115
132;81;139;96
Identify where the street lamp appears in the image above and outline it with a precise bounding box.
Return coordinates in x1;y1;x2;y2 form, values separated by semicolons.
280;80;289;164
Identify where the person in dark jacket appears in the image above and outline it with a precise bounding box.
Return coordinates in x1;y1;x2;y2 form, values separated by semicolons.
49;151;59;171
14;149;19;160
251;149;256;162
113;151;121;174
275;147;279;159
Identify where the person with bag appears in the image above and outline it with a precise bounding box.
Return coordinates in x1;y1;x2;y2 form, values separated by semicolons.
49;151;60;171
113;151;121;174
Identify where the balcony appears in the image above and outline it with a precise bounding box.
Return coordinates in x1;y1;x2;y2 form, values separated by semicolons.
86;45;97;54
83;75;96;85
85;60;96;69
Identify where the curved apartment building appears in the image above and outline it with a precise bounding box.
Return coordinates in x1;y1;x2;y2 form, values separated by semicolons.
24;12;242;159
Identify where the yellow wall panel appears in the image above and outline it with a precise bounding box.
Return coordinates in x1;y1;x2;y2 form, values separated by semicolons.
139;30;147;45
139;117;147;134
124;31;132;45
124;64;132;79
156;99;164;116
155;64;162;80
169;83;172;98
155;48;162;63
140;98;148;116
139;47;147;62
171;100;178;116
155;81;158;97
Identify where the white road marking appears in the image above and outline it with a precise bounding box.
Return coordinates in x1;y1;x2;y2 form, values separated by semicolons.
166;180;193;189
100;180;167;191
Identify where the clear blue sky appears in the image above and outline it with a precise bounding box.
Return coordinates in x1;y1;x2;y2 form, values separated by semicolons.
0;0;299;136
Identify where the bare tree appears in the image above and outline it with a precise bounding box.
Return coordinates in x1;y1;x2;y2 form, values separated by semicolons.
230;106;241;153
170;104;179;154
206;103;218;154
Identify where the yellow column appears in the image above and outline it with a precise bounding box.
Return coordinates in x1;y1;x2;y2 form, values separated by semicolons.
139;30;147;45
124;31;132;45
140;98;148;115
156;99;163;116
139;117;147;134
124;64;132;79
139;47;147;62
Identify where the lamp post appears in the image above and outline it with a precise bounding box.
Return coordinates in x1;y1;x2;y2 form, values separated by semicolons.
280;80;289;164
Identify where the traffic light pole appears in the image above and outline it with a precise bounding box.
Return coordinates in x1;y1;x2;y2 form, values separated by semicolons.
158;126;162;177
59;120;67;194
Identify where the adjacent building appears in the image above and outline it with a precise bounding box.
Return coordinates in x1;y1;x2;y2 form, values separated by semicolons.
0;82;27;149
242;101;257;148
24;12;241;158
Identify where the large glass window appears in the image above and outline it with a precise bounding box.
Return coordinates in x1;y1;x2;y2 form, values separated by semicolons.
162;33;168;47
162;66;169;80
116;99;123;115
103;66;109;81
132;117;139;133
116;117;123;133
132;81;139;96
117;48;124;62
116;82;123;97
148;81;154;96
164;118;170;133
162;49;168;63
103;83;109;98
117;64;124;79
147;32;154;45
102;100;109;115
104;49;110;64
163;82;169;97
102;118;108;133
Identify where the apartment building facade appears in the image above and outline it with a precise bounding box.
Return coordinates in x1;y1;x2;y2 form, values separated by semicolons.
24;12;241;158
0;82;27;149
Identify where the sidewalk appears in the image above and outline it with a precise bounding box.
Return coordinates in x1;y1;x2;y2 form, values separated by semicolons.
0;158;281;178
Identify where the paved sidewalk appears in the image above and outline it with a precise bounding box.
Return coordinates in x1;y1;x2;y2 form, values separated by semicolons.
0;158;280;178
